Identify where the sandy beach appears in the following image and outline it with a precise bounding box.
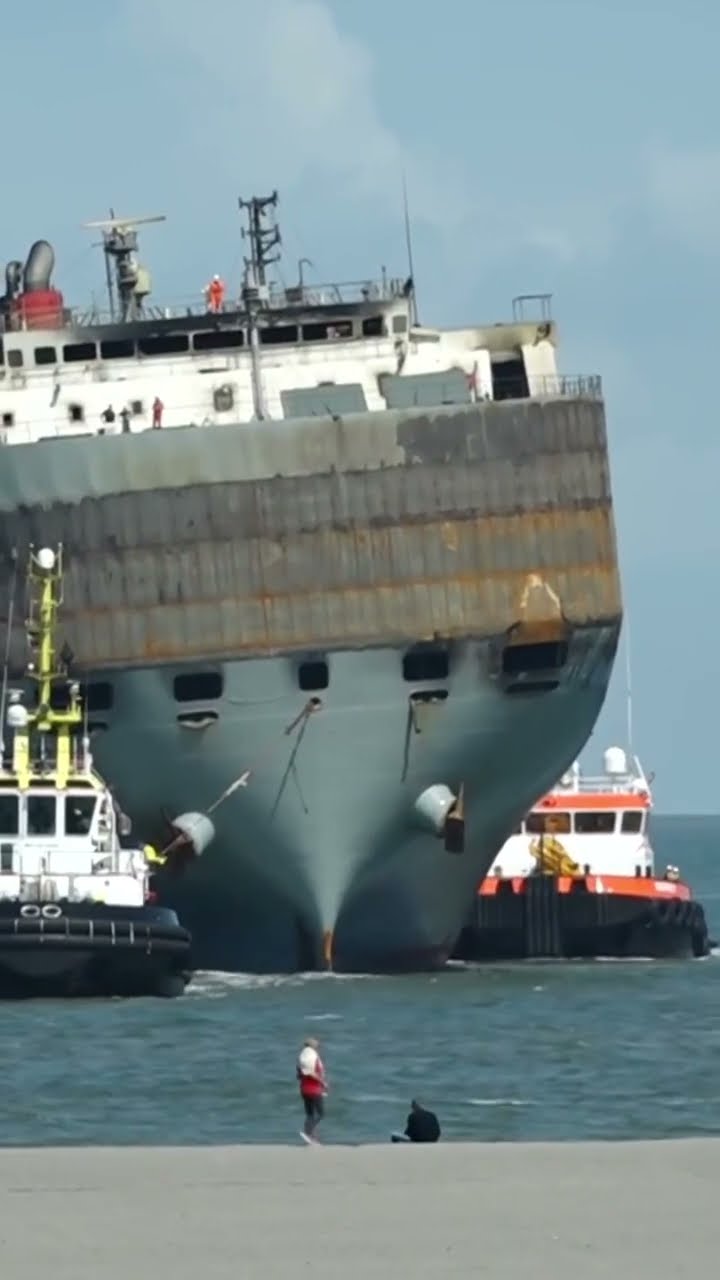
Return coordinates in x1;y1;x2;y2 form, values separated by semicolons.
1;1138;717;1278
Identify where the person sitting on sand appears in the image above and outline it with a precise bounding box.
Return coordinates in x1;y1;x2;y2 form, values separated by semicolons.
296;1037;327;1142
392;1100;441;1143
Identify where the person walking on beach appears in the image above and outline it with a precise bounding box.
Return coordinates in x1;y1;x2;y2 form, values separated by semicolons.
297;1037;327;1143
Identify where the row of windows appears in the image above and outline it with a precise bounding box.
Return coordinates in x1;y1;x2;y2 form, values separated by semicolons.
519;810;645;836
0;794;96;838
4;313;408;370
42;639;564;714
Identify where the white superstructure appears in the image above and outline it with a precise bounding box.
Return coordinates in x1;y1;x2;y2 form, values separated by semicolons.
488;746;656;881
0;200;593;446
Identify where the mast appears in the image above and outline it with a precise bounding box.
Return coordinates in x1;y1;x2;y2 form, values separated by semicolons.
83;213;166;322
238;192;281;422
13;546;83;790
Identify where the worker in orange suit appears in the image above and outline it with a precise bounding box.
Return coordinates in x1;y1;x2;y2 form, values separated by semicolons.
205;275;225;313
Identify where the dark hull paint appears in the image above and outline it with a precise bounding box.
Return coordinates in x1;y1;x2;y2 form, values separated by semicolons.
0;902;192;998
454;879;711;962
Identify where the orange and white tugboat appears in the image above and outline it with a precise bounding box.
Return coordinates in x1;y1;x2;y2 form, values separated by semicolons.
454;747;710;961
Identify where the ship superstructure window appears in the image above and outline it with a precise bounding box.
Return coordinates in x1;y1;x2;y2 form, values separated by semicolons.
7;349;23;369
281;384;367;419
392;315;408;334
575;811;616;834
0;795;19;836
2;412;14;427
362;316;384;337
63;342;96;363
68;403;84;423
502;641;568;675
83;681;114;712
297;660;329;692
65;795;96;836
526;811;571;836
490;356;529;401
402;645;450;682
34;346;57;366
130;400;144;416
193;330;244;353
621;811;644;834
27;795;56;836
139;333;189;357
301;320;353;342
260;325;298;345
380;370;470;409
101;339;135;359
173;671;224;702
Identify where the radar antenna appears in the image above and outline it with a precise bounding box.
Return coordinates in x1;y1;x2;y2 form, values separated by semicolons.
83;211;166;322
238;192;281;295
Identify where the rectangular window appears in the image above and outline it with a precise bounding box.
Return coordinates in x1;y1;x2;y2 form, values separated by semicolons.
35;346;57;366
193;330;244;352
63;342;96;363
280;383;367;418
27;795;56;836
101;339;135;359
260;325;298;345
621;811;644;834
379;370;470;409
575;811;616;834
0;795;19;835
361;316;384;337
526;811;571;835
7;349;23;369
138;334;189;357
65;796;97;836
301;320;353;342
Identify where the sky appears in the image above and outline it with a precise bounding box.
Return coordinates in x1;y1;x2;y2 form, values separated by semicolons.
4;0;719;811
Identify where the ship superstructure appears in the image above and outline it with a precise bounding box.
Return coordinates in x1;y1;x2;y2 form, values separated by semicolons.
0;191;622;972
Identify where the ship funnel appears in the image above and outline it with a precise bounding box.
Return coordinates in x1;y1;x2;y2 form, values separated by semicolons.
23;240;55;293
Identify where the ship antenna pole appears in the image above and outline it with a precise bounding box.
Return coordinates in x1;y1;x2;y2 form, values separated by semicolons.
239;192;281;422
0;549;18;764
624;614;633;757
402;170;419;326
104;208;116;321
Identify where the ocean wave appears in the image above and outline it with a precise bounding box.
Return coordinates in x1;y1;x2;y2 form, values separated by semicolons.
465;1097;532;1107
187;970;381;997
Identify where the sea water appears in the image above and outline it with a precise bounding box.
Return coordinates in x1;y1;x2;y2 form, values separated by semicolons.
0;814;717;1146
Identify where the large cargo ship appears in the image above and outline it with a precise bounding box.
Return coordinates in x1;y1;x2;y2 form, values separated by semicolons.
0;193;622;972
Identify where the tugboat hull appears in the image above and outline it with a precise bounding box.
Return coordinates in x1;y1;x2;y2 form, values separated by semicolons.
0;903;192;998
454;877;711;962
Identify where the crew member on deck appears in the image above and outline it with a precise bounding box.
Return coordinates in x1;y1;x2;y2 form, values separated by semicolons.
205;275;225;313
152;396;164;429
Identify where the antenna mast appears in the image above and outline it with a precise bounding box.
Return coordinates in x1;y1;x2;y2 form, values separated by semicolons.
83;212;166;322
238;192;281;289
624;615;633;756
402;172;419;325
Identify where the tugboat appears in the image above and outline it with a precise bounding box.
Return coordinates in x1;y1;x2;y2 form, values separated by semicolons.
0;544;214;998
454;747;710;962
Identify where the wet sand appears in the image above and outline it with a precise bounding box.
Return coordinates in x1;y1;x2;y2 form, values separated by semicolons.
2;1139;717;1278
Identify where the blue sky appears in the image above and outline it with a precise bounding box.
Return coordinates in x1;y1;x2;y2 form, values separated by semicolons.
5;0;719;810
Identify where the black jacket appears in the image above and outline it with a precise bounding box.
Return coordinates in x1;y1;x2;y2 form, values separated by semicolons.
405;1106;440;1143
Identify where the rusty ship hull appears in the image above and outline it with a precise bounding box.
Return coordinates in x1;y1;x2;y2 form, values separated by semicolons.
0;394;622;972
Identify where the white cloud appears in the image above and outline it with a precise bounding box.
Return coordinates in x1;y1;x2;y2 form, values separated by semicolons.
125;0;474;234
